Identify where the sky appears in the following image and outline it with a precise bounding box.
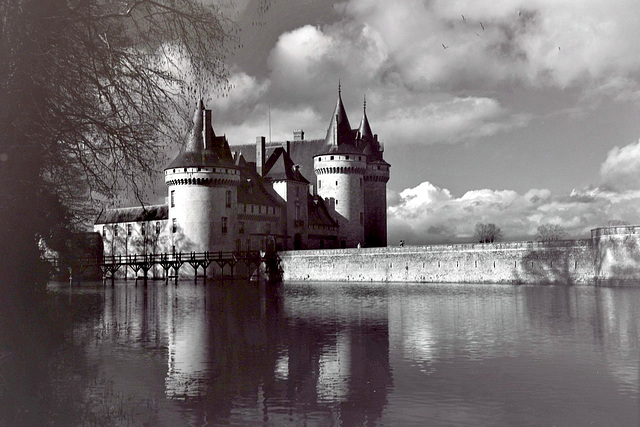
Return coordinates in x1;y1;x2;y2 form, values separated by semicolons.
200;0;640;245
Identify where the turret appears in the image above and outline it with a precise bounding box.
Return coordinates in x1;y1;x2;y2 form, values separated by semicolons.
164;101;240;254
314;85;366;248
357;97;390;247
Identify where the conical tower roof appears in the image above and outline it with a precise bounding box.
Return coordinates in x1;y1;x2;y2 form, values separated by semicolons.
185;99;205;152
166;101;234;169
324;83;355;147
358;95;374;141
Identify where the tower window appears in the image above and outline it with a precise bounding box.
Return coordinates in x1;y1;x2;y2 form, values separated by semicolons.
225;190;232;208
331;156;334;160
155;222;161;235
172;219;177;233
127;224;132;236
335;181;338;186
221;217;228;234
170;190;175;207
114;225;118;237
141;223;146;236
319;180;321;189
336;199;338;205
346;155;349;160
102;226;106;238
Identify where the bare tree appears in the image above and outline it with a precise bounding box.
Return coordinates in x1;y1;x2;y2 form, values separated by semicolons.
474;223;502;243
536;224;567;242
0;0;248;296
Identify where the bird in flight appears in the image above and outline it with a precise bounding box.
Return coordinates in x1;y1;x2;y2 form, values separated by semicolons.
480;22;485;30
442;43;449;49
461;14;467;23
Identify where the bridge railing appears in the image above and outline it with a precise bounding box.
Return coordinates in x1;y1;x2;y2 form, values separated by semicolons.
100;250;262;266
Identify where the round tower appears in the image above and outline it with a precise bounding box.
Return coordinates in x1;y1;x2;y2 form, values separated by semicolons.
314;149;366;248
314;86;366;248
164;101;240;253
358;97;390;247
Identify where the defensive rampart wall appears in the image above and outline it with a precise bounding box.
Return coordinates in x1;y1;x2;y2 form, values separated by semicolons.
280;226;640;284
280;240;596;284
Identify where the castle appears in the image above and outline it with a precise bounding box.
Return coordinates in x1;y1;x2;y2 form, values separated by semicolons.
95;87;390;266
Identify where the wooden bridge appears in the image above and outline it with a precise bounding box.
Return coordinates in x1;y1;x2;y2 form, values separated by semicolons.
57;250;266;284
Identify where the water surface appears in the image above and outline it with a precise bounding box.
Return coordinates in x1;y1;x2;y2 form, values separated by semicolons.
1;281;639;425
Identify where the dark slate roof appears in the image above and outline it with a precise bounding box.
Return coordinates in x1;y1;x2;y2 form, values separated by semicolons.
237;167;283;208
325;142;363;155
358;108;374;141
263;147;310;183
166;101;234;169
231;139;325;185
308;194;339;228
324;89;355;147
95;205;168;224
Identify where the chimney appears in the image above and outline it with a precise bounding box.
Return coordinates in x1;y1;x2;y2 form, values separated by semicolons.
285;140;291;156
293;129;304;141
256;136;266;176
203;109;212;149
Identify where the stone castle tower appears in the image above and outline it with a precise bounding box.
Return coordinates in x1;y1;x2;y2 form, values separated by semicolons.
164;100;240;253
314;88;389;248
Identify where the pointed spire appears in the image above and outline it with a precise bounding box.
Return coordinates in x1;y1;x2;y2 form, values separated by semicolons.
358;95;374;141
325;83;353;146
185;99;204;153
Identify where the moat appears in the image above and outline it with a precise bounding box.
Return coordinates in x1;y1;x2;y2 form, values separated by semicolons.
2;280;639;425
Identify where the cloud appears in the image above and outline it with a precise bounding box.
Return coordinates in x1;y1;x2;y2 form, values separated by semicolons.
600;139;640;191
344;0;640;90
388;180;640;246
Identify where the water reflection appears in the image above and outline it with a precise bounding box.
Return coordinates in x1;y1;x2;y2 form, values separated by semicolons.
3;282;640;425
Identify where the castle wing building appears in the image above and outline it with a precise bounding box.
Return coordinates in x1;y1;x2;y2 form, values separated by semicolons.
94;87;389;276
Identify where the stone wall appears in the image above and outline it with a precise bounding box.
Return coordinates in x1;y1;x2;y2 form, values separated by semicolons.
279;240;596;284
593;225;640;284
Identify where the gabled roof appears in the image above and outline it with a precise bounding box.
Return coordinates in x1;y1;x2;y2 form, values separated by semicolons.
95;205;168;225
237;167;283;208
308;194;339;228
263;147;310;184
166;101;234;169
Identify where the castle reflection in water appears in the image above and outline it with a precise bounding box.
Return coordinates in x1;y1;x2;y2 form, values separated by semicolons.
88;282;640;425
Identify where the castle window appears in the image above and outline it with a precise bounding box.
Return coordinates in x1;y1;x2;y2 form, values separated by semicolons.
114;225;118;237
225;190;232;208
184;168;187;172
335;181;338;186
319;180;321;188
330;156;334;160
221;217;228;234
346;155;349;160
172;219;177;233
239;221;245;234
336;199;338;205
171;190;175;207
141;223;146;236
127;224;132;236
251;205;254;213
156;222;161;235
102;226;106;238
